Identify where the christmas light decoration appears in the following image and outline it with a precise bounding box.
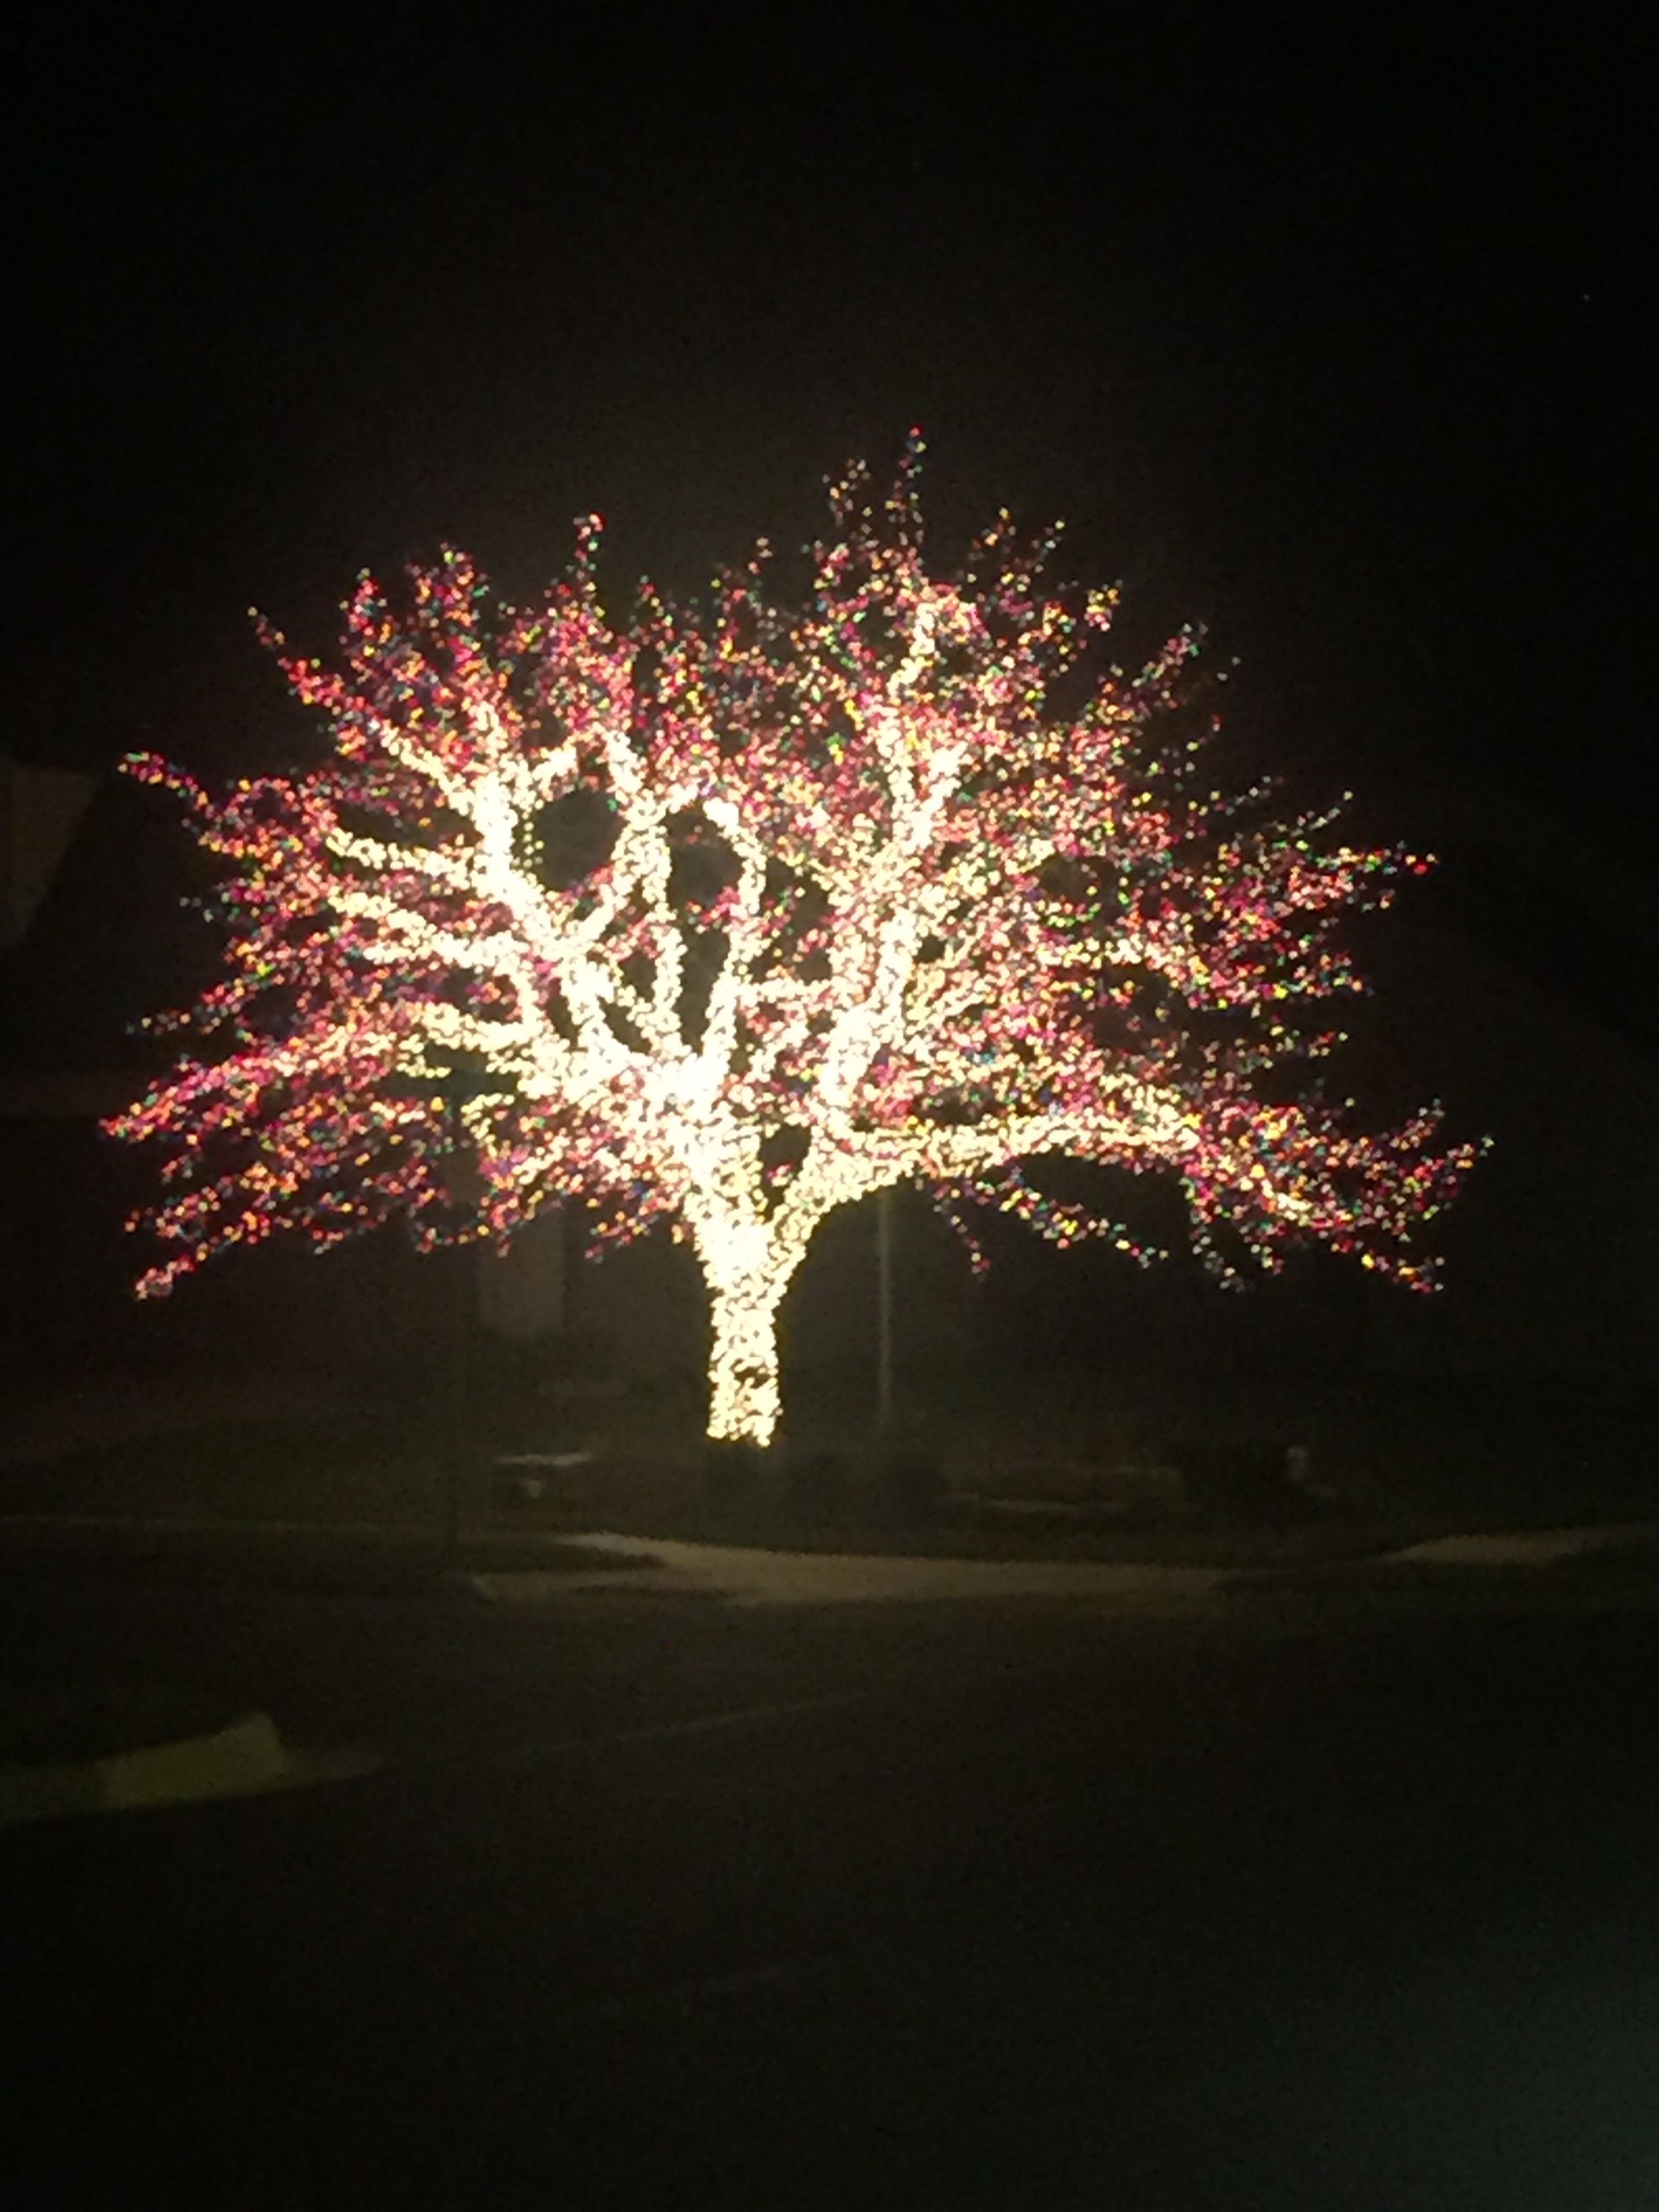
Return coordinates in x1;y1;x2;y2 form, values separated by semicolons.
110;437;1483;1446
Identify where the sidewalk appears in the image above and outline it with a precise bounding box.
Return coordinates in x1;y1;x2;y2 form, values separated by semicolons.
464;1519;1659;1612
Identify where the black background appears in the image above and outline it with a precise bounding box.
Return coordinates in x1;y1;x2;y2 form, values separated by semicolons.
9;4;1653;864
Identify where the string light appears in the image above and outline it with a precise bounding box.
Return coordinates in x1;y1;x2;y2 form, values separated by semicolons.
109;434;1484;1446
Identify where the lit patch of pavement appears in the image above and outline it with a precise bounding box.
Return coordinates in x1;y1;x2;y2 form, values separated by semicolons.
0;1698;377;1828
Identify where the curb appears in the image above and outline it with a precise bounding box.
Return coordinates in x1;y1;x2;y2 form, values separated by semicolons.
471;1530;1228;1610
1376;1523;1659;1568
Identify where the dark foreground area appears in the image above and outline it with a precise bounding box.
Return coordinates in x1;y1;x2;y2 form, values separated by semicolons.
4;1563;1659;2210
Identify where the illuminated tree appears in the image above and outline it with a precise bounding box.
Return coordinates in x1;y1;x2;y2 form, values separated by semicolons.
111;440;1481;1447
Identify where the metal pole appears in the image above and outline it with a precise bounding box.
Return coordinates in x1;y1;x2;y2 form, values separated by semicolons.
444;1236;467;1565
442;1095;468;1568
877;1184;894;1433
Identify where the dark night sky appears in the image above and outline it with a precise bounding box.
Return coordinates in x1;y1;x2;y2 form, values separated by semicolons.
8;5;1657;864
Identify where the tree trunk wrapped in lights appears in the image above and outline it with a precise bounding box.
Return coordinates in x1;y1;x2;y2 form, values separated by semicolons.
111;439;1482;1447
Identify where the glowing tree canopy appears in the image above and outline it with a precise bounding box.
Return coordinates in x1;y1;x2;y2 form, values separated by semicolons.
112;439;1481;1446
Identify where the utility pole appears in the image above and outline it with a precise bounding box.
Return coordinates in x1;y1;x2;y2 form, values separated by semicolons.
384;1055;507;1571
877;1184;894;1433
443;1090;468;1568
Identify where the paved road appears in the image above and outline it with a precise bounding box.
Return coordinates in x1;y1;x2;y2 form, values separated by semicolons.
4;1565;1659;2208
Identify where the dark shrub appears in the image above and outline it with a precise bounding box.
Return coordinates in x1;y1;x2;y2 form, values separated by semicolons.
703;1437;770;1514
787;1446;848;1524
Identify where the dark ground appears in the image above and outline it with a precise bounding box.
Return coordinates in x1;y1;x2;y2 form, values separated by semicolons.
4;1557;1659;2209
8;1352;1659;1560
